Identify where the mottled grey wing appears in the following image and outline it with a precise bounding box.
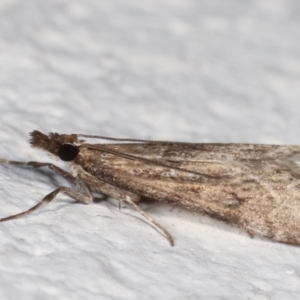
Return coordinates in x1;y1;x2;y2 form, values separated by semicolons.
82;142;300;173
78;142;300;244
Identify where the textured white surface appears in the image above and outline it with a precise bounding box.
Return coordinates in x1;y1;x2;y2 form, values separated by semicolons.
0;0;300;299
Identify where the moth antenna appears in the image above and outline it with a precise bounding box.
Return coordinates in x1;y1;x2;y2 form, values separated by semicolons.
77;134;188;144
77;134;151;142
84;144;215;180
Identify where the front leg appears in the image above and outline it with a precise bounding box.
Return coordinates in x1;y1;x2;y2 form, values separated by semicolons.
0;159;175;246
1;177;93;222
79;171;174;246
0;158;76;183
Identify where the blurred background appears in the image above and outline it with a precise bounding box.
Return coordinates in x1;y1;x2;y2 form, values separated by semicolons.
1;0;299;144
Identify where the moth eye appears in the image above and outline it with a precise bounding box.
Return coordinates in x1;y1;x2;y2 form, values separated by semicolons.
58;144;79;161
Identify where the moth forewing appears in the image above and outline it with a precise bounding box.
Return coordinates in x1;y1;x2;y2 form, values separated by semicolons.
1;130;300;246
74;141;300;245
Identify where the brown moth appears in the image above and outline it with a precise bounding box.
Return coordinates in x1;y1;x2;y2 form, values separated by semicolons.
1;131;300;246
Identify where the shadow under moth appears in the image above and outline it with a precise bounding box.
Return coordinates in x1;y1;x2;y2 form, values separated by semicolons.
1;131;300;246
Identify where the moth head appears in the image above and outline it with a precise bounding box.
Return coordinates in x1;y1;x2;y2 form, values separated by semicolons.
30;131;85;161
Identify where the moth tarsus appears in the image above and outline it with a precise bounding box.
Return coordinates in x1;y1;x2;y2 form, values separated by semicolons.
1;131;300;247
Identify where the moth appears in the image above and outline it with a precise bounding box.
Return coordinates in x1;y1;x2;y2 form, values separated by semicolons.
1;131;300;246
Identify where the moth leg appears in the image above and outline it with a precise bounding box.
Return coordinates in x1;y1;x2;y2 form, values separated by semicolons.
124;196;174;247
0;159;76;183
0;178;93;222
80;173;141;202
80;174;174;245
118;194;141;211
28;161;76;183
